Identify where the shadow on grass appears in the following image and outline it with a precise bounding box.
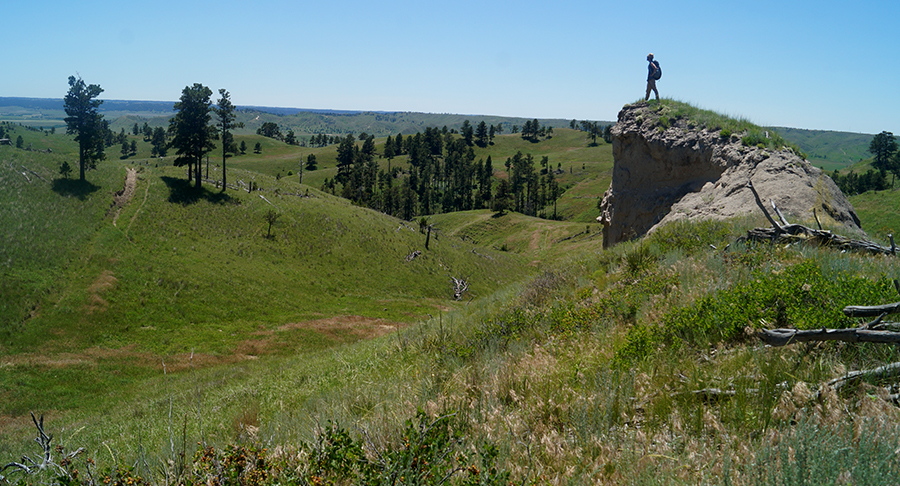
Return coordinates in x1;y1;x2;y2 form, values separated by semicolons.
161;176;239;205
51;178;101;200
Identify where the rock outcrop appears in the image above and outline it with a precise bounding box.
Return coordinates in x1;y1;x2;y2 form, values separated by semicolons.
598;103;861;247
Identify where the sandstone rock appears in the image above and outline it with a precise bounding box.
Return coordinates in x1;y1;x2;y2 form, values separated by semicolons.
598;103;861;247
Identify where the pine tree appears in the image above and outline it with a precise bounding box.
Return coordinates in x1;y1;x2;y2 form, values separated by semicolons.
213;89;243;191
168;83;217;188
64;75;106;181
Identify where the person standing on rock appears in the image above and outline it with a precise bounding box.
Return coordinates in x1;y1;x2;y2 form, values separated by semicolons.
645;53;661;101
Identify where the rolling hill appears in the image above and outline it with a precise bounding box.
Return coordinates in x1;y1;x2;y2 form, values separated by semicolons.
2;100;900;485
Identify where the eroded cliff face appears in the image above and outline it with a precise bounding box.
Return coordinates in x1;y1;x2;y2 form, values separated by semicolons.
598;103;861;247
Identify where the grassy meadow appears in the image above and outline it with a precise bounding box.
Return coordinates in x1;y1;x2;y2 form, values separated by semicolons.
3;106;900;485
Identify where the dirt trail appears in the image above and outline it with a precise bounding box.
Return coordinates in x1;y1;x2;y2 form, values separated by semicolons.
111;168;137;225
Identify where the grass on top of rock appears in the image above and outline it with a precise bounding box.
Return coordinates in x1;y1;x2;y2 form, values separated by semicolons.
636;99;807;157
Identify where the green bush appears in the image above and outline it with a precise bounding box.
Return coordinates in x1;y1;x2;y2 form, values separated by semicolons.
742;131;767;147
615;260;896;363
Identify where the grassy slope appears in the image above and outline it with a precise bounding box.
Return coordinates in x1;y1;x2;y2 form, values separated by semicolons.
849;188;900;238
5;104;900;484
775;126;872;171
0;125;535;418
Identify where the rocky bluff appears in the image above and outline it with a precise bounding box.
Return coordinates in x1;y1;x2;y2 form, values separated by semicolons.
598;103;861;247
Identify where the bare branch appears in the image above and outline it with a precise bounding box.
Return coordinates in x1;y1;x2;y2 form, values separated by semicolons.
748;180;783;233
759;327;900;347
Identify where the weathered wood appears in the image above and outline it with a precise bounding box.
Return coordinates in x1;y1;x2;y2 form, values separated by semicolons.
742;180;896;255
451;276;469;301
843;302;900;318
759;327;900;347
772;199;790;227
748;180;783;233
744;224;896;255
826;361;900;389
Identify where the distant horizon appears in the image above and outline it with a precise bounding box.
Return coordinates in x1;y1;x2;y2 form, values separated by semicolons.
0;96;608;123
0;96;876;135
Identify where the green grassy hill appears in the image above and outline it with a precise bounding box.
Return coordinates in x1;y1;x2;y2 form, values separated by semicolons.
775;126;873;171
4;102;900;485
0;123;538;418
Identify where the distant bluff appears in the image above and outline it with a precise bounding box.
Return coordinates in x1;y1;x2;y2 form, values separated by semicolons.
598;102;861;247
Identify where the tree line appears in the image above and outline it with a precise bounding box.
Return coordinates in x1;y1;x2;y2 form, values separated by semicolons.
319;125;563;221
832;131;899;195
62;75;567;220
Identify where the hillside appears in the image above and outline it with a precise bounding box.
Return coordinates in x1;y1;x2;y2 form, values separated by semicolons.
4;102;900;485
0;97;591;139
775;126;874;171
0;122;545;418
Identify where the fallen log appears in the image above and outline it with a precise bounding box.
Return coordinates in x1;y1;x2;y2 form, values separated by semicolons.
843;302;900;318
759;327;900;347
742;180;896;255
826;361;900;390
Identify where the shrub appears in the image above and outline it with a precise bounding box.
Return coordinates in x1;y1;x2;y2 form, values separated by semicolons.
615;260;897;363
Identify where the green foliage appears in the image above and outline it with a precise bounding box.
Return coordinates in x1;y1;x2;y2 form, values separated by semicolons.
868;131;898;174
740;129;767;148
615;260;897;364
168;83;217;188
10;412;512;486
623;243;656;276
58;161;72;179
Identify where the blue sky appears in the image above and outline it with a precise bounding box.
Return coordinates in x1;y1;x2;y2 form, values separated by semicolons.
4;0;897;134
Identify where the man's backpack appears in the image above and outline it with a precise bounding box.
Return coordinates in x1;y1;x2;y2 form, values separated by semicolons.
652;60;662;80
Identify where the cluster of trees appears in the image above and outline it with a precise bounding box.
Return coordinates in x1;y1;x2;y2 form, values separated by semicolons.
570;120;611;144
257;122;281;140
832;131;899;195
519;119;551;142
0;123;26;149
309;133;341;147
256;122;300;146
832;168;888;195
63;75;242;189
60;75;565;219
320;125;562;220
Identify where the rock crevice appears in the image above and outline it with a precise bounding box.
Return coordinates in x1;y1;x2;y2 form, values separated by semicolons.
598;103;860;247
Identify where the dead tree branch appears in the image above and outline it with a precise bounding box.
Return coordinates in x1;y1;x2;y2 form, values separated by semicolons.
742;180;896;255
758;326;900;347
1;413;68;478
450;277;469;301
748;180;782;233
826;361;900;390
843;301;900;318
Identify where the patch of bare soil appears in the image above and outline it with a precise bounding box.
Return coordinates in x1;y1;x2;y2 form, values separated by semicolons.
279;315;403;342
0;316;406;373
111;168;137;225
85;270;117;314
